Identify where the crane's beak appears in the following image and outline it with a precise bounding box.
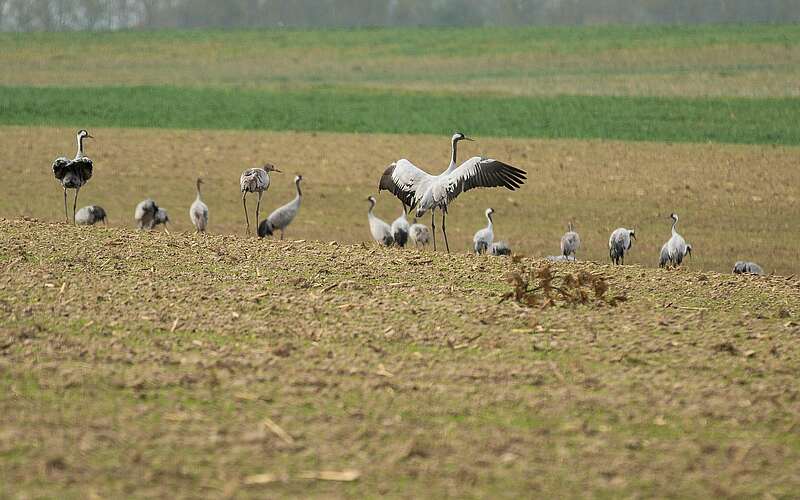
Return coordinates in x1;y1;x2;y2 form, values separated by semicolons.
464;137;475;142
163;223;170;235
274;168;282;173
631;233;637;240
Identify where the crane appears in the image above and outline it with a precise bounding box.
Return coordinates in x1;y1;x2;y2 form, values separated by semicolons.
75;205;107;226
52;129;94;224
261;175;303;240
473;208;494;255
189;178;209;233
135;199;170;232
367;196;394;246
379;132;526;253
560;222;581;260
609;227;636;265
240;163;280;235
390;201;410;247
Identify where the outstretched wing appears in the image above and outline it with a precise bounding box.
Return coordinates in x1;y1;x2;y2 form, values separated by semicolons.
441;157;527;203
52;157;71;180
73;157;93;183
378;159;433;209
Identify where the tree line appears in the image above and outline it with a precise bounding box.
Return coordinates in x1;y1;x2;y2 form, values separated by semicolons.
1;0;798;31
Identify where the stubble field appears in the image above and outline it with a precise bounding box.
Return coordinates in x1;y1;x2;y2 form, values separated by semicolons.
2;219;800;498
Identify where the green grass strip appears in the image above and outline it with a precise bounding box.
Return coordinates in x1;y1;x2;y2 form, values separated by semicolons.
1;85;797;145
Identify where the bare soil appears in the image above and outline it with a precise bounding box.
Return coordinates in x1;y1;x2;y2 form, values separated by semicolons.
1;219;799;497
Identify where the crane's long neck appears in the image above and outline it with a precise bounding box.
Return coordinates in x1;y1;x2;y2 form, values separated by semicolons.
487;213;494;231
295;179;302;199
196;180;202;200
445;138;459;173
76;133;85;159
671;217;678;236
368;200;375;216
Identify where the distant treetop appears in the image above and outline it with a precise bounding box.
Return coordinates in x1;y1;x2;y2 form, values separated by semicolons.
1;0;799;31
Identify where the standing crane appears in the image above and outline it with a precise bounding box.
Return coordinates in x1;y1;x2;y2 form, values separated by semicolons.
609;227;636;265
367;196;394;246
379;132;526;253
560;222;581;260
240;163;281;235
390;201;410;247
659;213;692;268
260;175;303;240
52;129;94;224
189;178;209;233
473;208;495;255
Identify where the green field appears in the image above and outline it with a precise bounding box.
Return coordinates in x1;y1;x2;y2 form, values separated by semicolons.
1;86;799;144
2;24;800;498
2;24;799;144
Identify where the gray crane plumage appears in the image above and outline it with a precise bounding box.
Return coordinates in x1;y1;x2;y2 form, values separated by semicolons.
473;208;495;255
135;199;170;232
379;132;526;253
490;241;512;256
390;201;410;247
609;227;636;265
240;163;281;235
262;175;302;240
660;213;691;268
189;178;209;233
75;205;107;226
367;196;394;247
408;219;431;248
561;222;581;259
733;261;764;276
52;129;94;224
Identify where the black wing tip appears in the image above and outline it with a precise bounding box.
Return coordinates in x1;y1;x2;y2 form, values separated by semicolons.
378;163;396;192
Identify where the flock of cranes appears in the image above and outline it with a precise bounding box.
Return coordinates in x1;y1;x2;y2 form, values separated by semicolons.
52;129;765;275
53;129;302;239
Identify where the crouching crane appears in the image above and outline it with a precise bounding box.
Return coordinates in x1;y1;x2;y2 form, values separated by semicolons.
135;199;170;232
75;205;107;226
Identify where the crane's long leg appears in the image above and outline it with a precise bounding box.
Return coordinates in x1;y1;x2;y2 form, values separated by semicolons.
280;229;284;241
72;187;80;225
255;191;263;231
63;188;69;223
431;210;436;251
242;192;250;235
441;211;450;254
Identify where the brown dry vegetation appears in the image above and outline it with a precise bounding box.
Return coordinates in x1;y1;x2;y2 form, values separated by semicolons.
2;33;799;97
2;126;798;275
1;219;799;497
